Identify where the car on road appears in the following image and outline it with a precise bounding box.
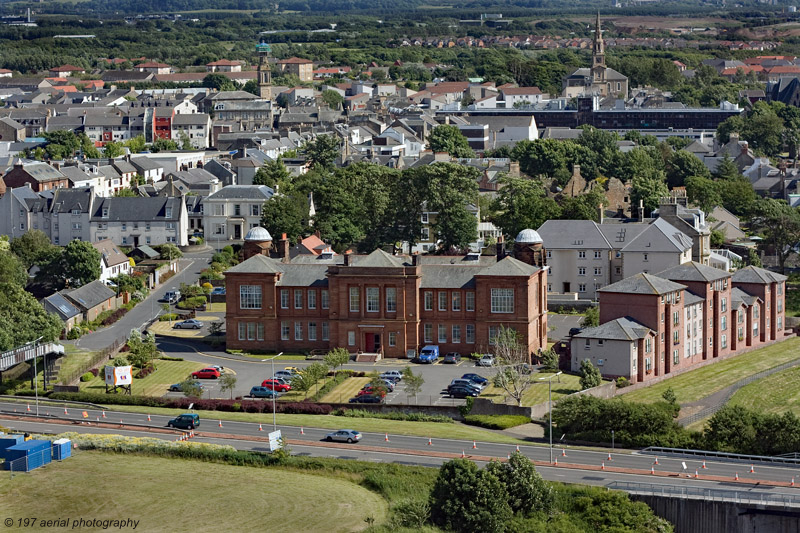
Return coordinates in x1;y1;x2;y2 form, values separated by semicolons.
191;367;221;379
418;345;440;363
380;370;403;382
173;319;203;330
210;287;226;295
461;373;488;387
447;385;479;398
449;379;482;394
477;354;495;367
443;352;462;364
167;413;199;430
168;381;204;392
161;290;181;304
349;395;384;404
325;429;362;443
249;386;280;398
262;379;291;392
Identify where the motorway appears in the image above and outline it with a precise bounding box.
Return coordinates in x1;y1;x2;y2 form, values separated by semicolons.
3;401;800;495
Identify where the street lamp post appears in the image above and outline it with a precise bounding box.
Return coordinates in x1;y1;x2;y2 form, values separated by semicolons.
262;352;283;431
31;336;44;417
611;429;615;452
539;371;562;464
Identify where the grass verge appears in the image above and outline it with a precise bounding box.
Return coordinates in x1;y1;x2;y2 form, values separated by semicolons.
79;360;205;397
481;372;594;406
101;404;534;444
0;451;387;532
623;337;800;404
57;345;99;383
320;377;371;403
727;364;800;416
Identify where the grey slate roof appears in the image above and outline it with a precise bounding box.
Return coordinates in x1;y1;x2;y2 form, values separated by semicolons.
20;162;66;182
597;222;649;248
731;265;788;284
90;197;182;222
50;187;93;213
621;218;693;253
684;291;704;306
420;266;479;289
656;262;731;283
172;113;210;126
537;220;612;249
131;245;159;259
59;165;92;184
574;317;651;341
130;156;163;172
226;254;282;274
277;264;329;287
599;273;686;295
64;280;115;310
731;287;760;308
352;249;407;268
206;185;274;201
113;159;137;175
477;256;541;277
42;292;81;321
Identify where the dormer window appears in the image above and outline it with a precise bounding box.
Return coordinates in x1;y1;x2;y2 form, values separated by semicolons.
102;207;109;218
165;207;173;218
72;209;81;215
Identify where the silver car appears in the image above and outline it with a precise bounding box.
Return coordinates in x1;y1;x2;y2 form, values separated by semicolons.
173;319;203;329
325;429;362;443
477;354;495;367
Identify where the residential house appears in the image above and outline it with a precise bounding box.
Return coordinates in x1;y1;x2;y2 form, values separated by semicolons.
130;156;165;184
0;117;26;142
203;185;274;247
206;60;243;73
171;113;211;149
277;57;314;82
91;196;189;247
41;292;83;331
135;62;172;75
499;87;544;107
62;280;118;322
93;238;132;283
49;65;85;78
2;161;70;192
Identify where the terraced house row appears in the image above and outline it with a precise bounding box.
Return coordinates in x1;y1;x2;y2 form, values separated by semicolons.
224;227;549;360
571;262;788;383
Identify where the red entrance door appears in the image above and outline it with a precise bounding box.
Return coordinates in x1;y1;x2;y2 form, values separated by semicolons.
365;333;381;353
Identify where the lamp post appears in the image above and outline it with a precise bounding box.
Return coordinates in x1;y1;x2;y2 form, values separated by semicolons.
539;371;562;464
262;352;283;431
31;336;44;417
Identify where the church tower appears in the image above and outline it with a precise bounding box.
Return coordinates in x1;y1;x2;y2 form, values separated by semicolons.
256;42;272;100
591;12;606;85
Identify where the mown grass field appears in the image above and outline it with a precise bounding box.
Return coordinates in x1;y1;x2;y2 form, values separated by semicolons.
79;360;205;396
319;377;371;403
481;372;595;406
103;404;533;444
623;337;800;404
728;364;800;416
57;344;99;383
0;451;386;532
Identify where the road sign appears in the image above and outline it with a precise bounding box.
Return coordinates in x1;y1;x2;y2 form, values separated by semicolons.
268;430;282;452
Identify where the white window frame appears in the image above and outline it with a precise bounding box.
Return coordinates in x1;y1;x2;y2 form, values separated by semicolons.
366;287;380;313
349;287;360;313
438;292;447;311
490;288;514;314
466;292;475;312
452;292;461;311
452;325;461;343
308;290;316;309
239;285;262;310
294;322;303;341
386;287;397;312
280;289;289;309
466;324;475;344
438;324;447;343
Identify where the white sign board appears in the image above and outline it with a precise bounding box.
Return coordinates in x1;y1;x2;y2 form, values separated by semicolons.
268;430;282;452
104;365;133;386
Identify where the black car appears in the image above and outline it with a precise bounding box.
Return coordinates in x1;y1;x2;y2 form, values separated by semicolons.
349;395;384;404
461;373;488;386
443;352;461;364
448;386;479;398
569;327;582;337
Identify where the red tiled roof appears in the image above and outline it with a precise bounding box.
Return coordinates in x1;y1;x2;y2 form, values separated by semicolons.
207;59;242;66
278;57;312;64
767;65;800;74
0;69;12;74
51;64;84;72
299;234;326;254
136;62;170;68
501;86;542;95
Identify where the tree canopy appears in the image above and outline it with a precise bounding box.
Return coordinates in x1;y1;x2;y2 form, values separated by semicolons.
426;124;475;159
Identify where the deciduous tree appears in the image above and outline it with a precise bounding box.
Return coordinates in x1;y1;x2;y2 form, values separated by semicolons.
426;124;474;159
491;326;535;407
579;358;602;390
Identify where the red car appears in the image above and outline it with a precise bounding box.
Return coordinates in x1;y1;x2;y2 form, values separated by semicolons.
357;386;386;397
191;367;221;379
262;379;291;392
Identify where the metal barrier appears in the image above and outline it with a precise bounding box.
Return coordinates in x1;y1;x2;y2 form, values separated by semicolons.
607;481;800;508
641;446;800;466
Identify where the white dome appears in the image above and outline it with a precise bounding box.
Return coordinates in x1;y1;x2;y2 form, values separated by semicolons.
244;226;272;242
515;229;543;244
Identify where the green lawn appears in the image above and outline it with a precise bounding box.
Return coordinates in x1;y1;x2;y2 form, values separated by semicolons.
319;377;371;403
0;451;386;532
728;365;800;416
79;360;206;397
623;337;800;404
57;345;99;384
481;372;597;406
103;404;534;445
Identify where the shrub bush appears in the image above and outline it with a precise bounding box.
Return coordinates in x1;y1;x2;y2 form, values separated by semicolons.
159;313;179;322
616;376;630;388
159;356;184;361
101;307;128;327
89;368;100;377
333;409;455;423
464;415;531;430
159;270;176;284
135;363;155;379
80;372;95;382
67;327;82;340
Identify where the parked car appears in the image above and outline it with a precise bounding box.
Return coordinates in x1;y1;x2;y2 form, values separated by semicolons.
161;290;181;304
477;354;495;367
357;386;386;397
325;429;362;443
569;327;582;337
270;377;291;386
174;319;203;330
443;352;462;364
448;386;479;398
284;366;302;375
274;370;294;380
168;381;204;392
210;287;226;295
191;367;220;379
461;373;488;386
449;379;482;394
418;345;440;363
167;413;199;430
382;379;396;392
210;365;225;373
349;395;384;404
262;379;291;392
249;386;279;398
380;370;403;382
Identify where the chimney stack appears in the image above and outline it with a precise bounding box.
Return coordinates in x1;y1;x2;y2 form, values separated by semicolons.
279;232;290;263
638;199;645;222
496;234;505;261
343;252;351;266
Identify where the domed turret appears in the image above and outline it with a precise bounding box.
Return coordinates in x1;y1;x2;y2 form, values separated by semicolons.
242;226;273;260
245;226;272;242
513;229;546;267
515;228;543;244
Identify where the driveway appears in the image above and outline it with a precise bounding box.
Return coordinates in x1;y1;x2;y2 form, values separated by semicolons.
547;314;586;343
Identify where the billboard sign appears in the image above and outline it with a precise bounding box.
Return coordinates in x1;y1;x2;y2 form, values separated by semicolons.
268;430;282;452
104;365;133;386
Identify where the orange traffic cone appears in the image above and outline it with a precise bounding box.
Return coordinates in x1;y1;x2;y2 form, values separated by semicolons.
792;477;795;487
750;464;755;473
651;466;655;475
218;420;223;428
472;440;477;449
735;472;739;481
26;404;30;412
562;448;567;457
102;411;106;418
701;460;707;469
554;458;558;466
607;452;612;461
695;469;699;478
428;438;432;446
601;462;605;470
64;407;68;415
300;427;305;435
385;433;390;442
147;414;151;422
516;445;520;452
653;457;659;465
258;424;263;431
461;450;466;458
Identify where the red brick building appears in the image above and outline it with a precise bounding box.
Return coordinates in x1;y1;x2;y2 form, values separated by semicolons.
225;229;549;359
574;263;787;383
2;161;70;192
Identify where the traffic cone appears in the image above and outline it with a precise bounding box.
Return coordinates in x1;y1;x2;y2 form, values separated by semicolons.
102;411;106;418
26;404;30;412
428;438;432;446
695;469;699;478
750;464;755;473
562;448;567;457
120;420;123;427
64;407;68;415
472;440;477;449
147;414;151;422
385;433;390;442
607;452;612;461
461;450;466;458
218;420;223;428
554;458;558;466
300;427;305;435
735;472;739;481
516;445;520;452
701;460;707;469
792;477;795;487
653;457;659;465
651;466;655;475
258;424;263;431
507;454;511;460
601;462;605;470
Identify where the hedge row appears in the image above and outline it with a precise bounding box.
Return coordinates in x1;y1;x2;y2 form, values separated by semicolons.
333;408;455;424
463;415;532;430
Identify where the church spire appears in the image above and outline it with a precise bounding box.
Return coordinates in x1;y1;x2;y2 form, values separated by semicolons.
591;11;606;83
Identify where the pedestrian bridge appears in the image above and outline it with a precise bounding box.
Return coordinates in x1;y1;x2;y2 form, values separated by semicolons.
0;341;65;372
